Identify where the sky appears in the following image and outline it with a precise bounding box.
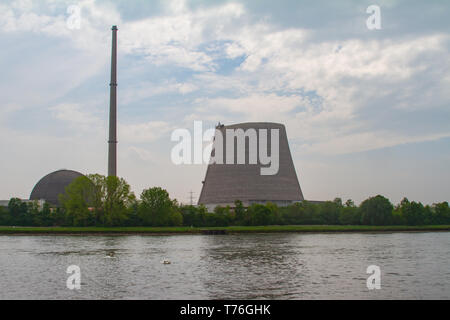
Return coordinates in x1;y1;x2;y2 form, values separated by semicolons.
0;0;449;205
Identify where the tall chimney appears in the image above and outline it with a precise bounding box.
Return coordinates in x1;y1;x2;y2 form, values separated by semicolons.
108;25;118;177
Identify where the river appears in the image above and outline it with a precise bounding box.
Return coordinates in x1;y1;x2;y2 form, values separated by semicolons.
0;232;449;299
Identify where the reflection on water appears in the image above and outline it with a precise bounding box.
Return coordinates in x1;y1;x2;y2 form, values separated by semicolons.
0;232;450;299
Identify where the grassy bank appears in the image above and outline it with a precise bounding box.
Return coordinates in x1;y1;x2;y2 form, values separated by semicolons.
0;225;450;235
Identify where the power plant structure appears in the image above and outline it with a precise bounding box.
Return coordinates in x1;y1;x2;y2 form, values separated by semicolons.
108;25;118;177
198;122;304;211
26;26;119;206
30;170;84;206
11;27;308;211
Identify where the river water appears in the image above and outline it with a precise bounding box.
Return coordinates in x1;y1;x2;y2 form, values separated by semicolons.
0;232;449;299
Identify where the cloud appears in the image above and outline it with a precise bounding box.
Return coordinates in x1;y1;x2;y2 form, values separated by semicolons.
194;93;304;119
49;103;173;144
119;1;245;71
126;146;158;163
50;103;100;126
298;131;450;156
119;121;173;143
180;29;450;154
120;79;198;105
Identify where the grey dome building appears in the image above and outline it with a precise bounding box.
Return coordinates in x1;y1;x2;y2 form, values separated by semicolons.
198;122;304;210
30;170;84;206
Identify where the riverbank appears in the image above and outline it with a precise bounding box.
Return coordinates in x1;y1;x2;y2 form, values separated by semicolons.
0;225;450;235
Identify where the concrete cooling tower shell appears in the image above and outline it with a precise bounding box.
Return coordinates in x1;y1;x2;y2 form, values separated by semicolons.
198;122;304;209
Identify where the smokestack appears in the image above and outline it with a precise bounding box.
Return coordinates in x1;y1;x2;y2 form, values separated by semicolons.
108;25;118;177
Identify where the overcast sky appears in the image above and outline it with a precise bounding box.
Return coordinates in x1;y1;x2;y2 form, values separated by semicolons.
0;0;449;205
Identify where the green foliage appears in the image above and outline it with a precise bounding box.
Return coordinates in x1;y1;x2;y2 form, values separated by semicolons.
279;201;321;225
138;187;175;226
59;176;94;226
2;175;449;228
397;198;427;225
319;199;342;225
431;202;450;224
59;174;135;226
169;210;183;226
339;199;361;225
360;195;393;225
234;200;245;224
247;204;272;226
104;176;135;226
8;198;30;225
0;206;11;225
392;207;406;225
213;205;233;226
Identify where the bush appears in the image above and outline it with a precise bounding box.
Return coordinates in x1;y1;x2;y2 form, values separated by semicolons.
360;195;393;225
339;202;361;225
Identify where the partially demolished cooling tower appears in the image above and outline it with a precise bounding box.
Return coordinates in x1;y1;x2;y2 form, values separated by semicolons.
198;122;304;210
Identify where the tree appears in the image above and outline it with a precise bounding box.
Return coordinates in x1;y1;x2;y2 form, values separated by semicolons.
138;187;175;226
302;201;322;224
360;195;393;225
345;199;355;207
59;176;95;226
399;198;426;225
234;200;245;225
391;205;406;225
196;205;209;227
0;206;11;226
339;199;360;225
50;207;66;226
59;174;135;226
320;199;342;225
8;198;29;226
169;210;183;226
40;202;52;226
265;202;281;224
280;202;303;225
432;202;450;224
28;201;43;226
104;176;135;226
213;205;233;226
86;174;107;223
179;205;198;226
125;198;140;226
247;204;272;226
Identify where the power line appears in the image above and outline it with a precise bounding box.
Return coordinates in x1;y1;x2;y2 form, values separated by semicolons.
189;191;194;206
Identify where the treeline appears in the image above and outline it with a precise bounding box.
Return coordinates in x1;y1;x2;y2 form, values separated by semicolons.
182;197;450;227
0;175;449;227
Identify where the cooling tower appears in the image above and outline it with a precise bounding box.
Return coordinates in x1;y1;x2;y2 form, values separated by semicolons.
198;122;304;210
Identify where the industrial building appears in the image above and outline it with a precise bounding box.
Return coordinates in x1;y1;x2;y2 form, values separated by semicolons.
29;170;84;206
22;26;120;208
198;122;304;211
2;26;309;212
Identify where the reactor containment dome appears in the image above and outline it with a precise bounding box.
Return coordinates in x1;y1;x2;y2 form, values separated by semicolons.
30;170;84;206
